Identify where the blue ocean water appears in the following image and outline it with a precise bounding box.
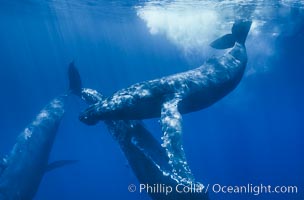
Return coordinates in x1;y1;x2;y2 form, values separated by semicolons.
0;0;303;200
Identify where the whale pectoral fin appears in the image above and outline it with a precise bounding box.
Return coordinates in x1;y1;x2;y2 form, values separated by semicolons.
160;96;194;182
45;160;79;173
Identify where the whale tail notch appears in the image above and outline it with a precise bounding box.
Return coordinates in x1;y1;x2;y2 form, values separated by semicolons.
210;20;252;49
68;61;82;96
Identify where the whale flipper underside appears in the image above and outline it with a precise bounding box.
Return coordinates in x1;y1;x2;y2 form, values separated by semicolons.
160;96;194;183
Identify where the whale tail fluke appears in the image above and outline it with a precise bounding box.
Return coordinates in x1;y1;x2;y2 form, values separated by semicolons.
210;20;252;49
68;61;82;96
232;20;252;45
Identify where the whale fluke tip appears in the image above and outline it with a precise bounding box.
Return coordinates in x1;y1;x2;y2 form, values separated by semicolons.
232;20;252;44
210;20;252;49
210;34;235;49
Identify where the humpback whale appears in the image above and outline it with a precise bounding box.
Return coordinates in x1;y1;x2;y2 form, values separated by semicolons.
0;97;65;200
69;65;209;200
79;20;252;122
79;20;252;178
0;68;78;200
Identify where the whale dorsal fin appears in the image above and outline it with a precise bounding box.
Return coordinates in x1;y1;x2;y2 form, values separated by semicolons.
45;160;79;173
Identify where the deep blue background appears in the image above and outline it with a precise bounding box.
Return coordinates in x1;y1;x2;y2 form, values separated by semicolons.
0;1;303;200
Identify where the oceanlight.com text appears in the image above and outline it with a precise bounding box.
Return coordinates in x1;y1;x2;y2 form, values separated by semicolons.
212;183;298;195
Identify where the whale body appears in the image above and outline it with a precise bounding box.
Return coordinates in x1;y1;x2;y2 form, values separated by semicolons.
69;65;209;200
0;97;65;200
78;20;252;179
79;21;252;124
0;65;80;200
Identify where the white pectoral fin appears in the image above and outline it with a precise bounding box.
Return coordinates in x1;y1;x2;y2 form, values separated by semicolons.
160;96;194;183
